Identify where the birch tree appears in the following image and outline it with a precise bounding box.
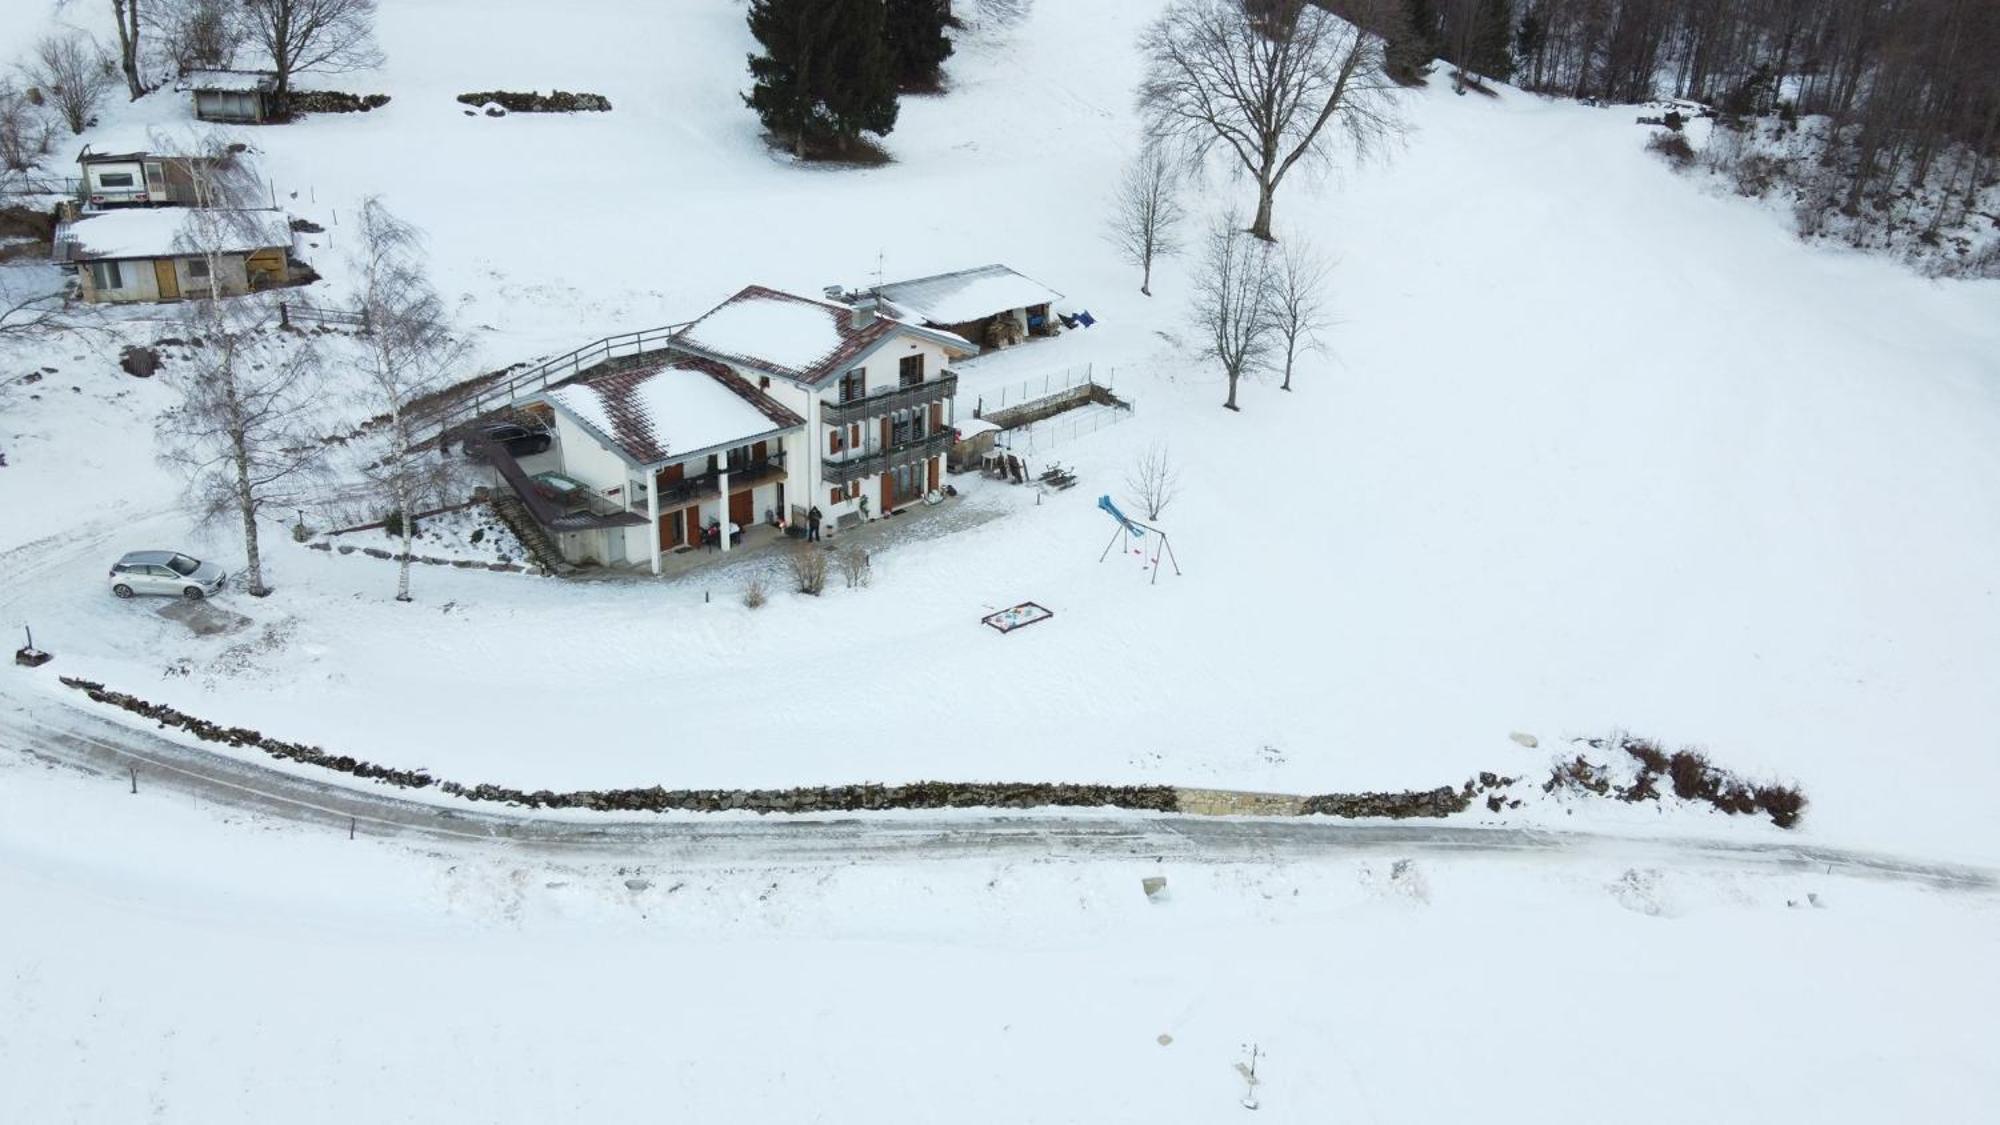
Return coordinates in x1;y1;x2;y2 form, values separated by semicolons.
1264;237;1332;392
157;303;326;597
1191;216;1276;412
351;197;464;603
157;141;323;597
1106;147;1186;296
1138;0;1402;241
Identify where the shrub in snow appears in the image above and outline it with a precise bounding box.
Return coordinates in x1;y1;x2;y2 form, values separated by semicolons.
786;545;827;595
1647;131;1696;169
742;575;768;608
836;545;871;588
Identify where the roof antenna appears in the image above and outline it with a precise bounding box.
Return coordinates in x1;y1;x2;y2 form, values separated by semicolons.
873;249;884;294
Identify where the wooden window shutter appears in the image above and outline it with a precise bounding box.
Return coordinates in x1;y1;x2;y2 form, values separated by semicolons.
829;488;841;505
930;403;943;430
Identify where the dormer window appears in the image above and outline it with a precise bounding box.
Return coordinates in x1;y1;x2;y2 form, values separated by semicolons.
838;369;865;403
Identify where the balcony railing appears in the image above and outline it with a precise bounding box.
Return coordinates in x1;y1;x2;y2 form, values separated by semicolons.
822;431;953;486
822;372;958;426
636;454;787;510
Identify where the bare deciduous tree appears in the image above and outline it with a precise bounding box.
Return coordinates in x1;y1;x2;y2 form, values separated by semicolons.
1138;0;1402;240
351;197;464;602
1264;236;1332;392
241;0;383;114
111;1;146;99
0;282;70;343
1125;442;1182;520
1190;216;1275;411
0;81;55;172
29;33;117;135
1107;147;1186;296
148;0;246;75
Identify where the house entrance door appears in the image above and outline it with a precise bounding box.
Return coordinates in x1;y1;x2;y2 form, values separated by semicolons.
729;488;753;529
154;260;180;300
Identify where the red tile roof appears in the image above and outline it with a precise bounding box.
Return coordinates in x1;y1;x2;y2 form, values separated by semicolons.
670;284;971;387
551;354;802;466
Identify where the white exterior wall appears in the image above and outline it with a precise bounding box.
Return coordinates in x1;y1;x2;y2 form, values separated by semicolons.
549;411;631;494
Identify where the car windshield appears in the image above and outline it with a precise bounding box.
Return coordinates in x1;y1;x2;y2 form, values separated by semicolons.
167;554;200;576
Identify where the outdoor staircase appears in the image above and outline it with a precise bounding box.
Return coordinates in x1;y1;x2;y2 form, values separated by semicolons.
490;495;569;576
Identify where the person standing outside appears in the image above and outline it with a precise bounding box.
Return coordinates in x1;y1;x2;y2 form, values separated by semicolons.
807;505;822;542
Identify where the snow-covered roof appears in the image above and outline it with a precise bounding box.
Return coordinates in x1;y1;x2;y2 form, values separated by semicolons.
952;417;1001;439
59;209;292;261
179;69;276;93
671;285;974;387
544;355;803;467
870;264;1063;326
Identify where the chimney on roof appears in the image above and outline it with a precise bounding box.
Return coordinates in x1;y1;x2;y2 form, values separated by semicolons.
823;284;845;301
849;294;878;330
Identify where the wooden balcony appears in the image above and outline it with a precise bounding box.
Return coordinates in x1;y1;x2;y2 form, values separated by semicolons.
822;431;953;486
821;373;958;426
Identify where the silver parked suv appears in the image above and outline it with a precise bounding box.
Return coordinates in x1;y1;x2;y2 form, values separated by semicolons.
109;551;227;600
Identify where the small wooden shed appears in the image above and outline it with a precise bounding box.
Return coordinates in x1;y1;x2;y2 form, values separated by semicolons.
181;70;279;124
55;208;297;304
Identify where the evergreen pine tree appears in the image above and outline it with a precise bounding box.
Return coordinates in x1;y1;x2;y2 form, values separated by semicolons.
885;0;954;92
745;0;900;160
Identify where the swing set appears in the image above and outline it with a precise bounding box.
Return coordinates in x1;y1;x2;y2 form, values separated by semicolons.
1096;495;1181;585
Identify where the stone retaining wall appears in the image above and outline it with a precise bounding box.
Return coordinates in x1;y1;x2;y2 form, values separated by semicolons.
56;678;1482;822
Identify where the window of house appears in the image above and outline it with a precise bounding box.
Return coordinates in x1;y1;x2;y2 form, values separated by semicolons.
88;261;124;290
828;427;845;455
838;369;866;403
899;353;924;388
891;409;926;447
98;172;135;188
186;257;210;279
726;446;749;471
846;481;860;500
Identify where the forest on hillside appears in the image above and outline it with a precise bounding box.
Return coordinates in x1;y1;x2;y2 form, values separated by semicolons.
1346;0;1999;271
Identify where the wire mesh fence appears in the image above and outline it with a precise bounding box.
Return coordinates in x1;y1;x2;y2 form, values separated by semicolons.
995;401;1133;454
967;363;1103;417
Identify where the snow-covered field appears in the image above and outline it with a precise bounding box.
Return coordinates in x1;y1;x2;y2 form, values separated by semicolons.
3;0;1999;1119
5;745;1996;1124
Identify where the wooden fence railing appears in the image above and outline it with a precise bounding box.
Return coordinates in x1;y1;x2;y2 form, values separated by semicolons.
277;300;369;330
408;322;689;439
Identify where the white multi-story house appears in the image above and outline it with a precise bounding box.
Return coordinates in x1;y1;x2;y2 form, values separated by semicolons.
528;285;974;573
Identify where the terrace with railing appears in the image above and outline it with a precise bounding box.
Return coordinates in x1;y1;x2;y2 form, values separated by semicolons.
823;431;954;486
821;373;959;426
